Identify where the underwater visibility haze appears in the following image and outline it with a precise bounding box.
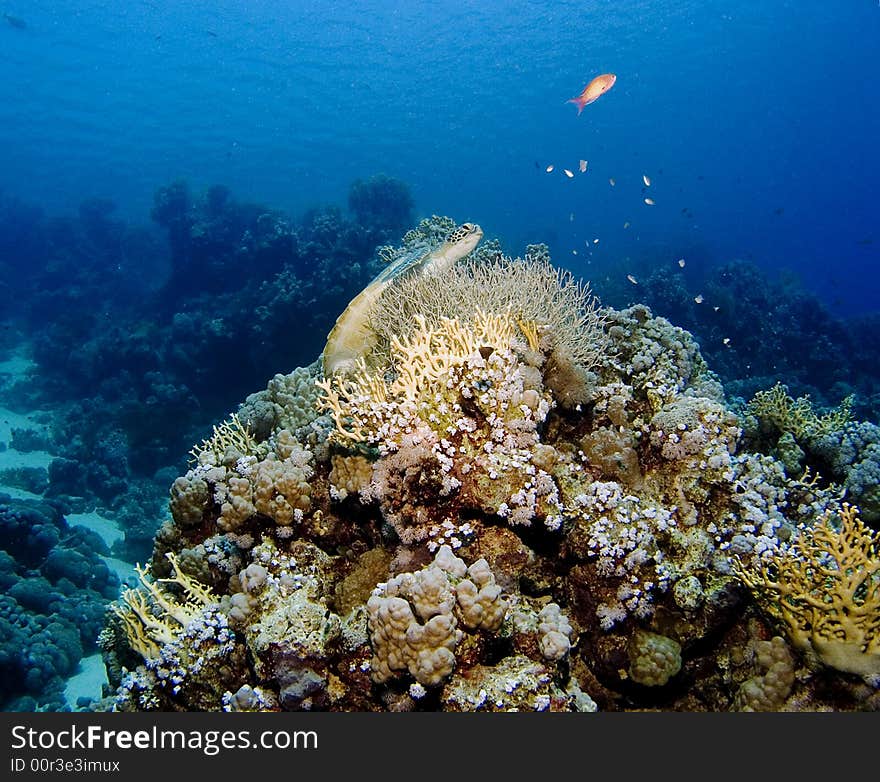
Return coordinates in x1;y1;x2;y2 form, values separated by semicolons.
0;0;879;712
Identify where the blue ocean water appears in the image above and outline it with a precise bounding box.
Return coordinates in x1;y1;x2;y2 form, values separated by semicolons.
1;0;877;311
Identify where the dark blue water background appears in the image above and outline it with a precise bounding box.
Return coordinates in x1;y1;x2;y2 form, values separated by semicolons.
1;0;878;313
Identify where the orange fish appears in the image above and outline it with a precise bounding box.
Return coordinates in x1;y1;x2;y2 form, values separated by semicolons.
567;74;617;115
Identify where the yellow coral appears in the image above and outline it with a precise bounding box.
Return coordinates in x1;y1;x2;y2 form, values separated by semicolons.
747;383;853;440
735;504;880;676
189;412;256;465
112;552;218;660
316;310;521;444
390;311;516;401
517;318;541;352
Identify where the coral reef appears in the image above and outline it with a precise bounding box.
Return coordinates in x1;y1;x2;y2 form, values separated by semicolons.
87;220;880;712
0;180;407;574
615;257;868;408
0;495;119;710
347;174;414;239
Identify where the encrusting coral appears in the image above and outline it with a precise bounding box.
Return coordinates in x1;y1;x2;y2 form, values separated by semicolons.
98;218;880;712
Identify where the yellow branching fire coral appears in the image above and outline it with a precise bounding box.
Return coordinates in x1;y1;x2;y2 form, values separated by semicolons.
189;412;257;465
112;552;218;660
316;310;535;446
747;383;853;440
735;504;880;676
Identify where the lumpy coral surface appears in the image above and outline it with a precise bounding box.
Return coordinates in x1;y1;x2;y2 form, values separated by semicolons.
98;222;880;712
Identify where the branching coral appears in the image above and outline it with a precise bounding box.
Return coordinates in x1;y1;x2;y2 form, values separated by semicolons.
370;253;610;370
112;574;239;711
316;309;550;452
189;413;257;466
112;552;218;660
747;383;853;441
735;504;880;676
